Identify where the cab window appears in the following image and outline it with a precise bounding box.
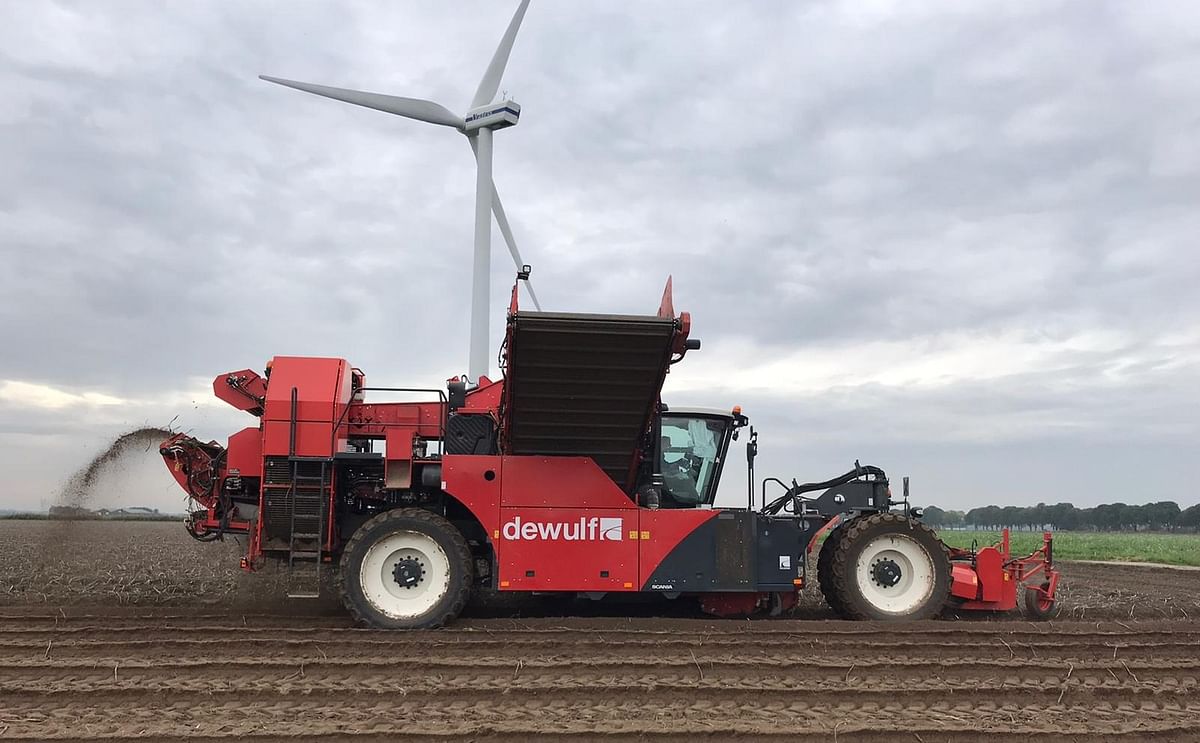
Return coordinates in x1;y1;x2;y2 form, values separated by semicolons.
659;416;728;507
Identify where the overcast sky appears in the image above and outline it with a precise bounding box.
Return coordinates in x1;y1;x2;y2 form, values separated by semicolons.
1;1;1198;512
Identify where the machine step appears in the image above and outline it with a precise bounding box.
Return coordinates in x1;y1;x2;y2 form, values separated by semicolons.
284;458;328;600
286;590;321;599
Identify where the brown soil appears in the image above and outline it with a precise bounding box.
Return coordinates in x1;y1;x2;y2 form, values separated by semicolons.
1;521;1199;740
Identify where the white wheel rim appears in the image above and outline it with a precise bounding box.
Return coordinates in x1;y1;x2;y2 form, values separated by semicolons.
359;530;451;620
854;532;935;616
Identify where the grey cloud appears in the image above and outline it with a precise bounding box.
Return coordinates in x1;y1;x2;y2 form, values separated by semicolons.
1;0;1198;511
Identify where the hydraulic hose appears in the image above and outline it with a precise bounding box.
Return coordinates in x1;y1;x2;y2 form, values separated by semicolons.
760;464;887;515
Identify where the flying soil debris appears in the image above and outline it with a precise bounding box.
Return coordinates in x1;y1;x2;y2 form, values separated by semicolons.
61;427;174;507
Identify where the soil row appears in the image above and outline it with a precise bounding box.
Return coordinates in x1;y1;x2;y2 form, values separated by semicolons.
2;698;1198;740
2;637;1197;663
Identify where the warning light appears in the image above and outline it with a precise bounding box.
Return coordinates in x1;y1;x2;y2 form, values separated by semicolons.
732;405;742;415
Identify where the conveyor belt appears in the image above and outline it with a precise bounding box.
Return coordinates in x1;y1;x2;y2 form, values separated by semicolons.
502;311;678;490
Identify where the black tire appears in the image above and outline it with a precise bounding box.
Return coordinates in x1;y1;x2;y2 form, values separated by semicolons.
337;508;473;629
1022;582;1058;621
829;512;950;621
817;522;849;617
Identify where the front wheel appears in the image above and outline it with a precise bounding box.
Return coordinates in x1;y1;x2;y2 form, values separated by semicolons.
817;523;849;615
828;512;950;620
338;508;473;629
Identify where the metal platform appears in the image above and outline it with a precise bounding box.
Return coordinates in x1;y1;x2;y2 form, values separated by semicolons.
501;311;678;490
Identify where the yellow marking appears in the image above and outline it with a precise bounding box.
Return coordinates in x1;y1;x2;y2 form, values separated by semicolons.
623;582;634;588
499;580;510;588
629;530;639;540
493;529;499;539
1004;574;1010;581
640;531;650;540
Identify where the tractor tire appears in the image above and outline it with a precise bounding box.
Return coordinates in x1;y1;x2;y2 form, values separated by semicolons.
1022;582;1058;621
828;512;950;621
337;508;473;629
817;524;850;617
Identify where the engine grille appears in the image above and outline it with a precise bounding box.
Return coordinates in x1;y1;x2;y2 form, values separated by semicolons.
262;458;328;541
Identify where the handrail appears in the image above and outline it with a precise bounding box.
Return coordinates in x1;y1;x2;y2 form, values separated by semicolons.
330;386;449;455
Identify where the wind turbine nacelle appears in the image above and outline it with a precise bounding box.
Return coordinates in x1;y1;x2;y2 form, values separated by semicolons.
464;100;521;132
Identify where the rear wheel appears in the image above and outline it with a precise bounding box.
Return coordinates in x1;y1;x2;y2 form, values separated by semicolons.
338;508;473;629
829;512;950;620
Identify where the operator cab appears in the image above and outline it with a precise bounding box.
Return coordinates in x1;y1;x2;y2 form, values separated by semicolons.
657;407;743;508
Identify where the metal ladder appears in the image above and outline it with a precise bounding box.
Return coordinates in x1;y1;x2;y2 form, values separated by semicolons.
286;459;326;599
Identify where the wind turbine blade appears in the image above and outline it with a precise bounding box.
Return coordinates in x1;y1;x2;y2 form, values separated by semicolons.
522;279;542;312
470;0;531;108
468;137;542;310
260;75;463;129
493;188;542;311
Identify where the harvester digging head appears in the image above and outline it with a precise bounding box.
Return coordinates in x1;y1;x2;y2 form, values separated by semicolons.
160;433;230;542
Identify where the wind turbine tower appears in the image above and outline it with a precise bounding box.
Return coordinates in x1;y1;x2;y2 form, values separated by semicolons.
261;0;538;381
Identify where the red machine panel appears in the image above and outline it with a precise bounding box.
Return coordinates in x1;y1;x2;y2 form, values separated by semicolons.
976;546;1006;603
262;357;351;421
637;508;720;588
347;402;443;438
384;427;416;489
496;507;638;591
500;456;633;509
441;455;503;537
949;564;979;600
461;377;503;413
263;420;339;458
225;427;262;478
260;357;354;457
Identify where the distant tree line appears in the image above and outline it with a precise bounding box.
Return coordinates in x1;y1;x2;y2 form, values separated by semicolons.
922;501;1200;532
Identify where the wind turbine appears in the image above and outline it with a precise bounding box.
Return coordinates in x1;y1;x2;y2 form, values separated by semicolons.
260;0;538;381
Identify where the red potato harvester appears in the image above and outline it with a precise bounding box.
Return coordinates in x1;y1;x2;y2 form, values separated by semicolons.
160;278;1059;628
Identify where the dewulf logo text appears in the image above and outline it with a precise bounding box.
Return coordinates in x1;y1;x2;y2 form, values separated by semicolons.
502;516;622;541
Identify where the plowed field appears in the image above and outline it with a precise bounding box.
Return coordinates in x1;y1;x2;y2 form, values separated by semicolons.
2;521;1199;741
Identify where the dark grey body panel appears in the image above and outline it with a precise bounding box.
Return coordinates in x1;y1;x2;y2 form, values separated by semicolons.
643;510;822;592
